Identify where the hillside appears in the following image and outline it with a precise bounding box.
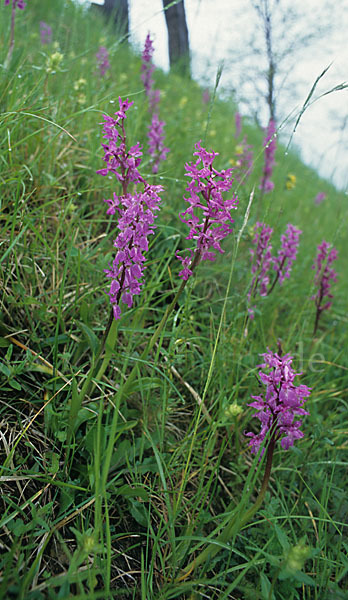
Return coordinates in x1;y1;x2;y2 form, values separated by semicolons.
0;1;347;599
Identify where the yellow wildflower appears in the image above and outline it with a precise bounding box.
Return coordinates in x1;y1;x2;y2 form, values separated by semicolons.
179;96;188;109
285;173;296;190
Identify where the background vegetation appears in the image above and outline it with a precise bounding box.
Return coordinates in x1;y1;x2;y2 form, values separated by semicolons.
0;1;347;598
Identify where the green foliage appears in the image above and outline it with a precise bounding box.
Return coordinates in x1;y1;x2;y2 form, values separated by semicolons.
0;0;347;598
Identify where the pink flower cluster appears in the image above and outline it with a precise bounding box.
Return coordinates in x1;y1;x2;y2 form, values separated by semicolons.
39;21;52;45
5;0;26;8
314;192;326;205
147;113;169;174
260;119;276;193
141;33;169;173
141;33;156;106
246;350;311;454
176;141;238;280
272;223;302;286
235;112;242;138
202;89;210;105
96;46;110;77
249;222;273;299
249;222;301;302
312;241;338;332
97;98;163;319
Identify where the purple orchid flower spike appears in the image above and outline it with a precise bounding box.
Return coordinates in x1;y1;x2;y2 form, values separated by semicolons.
5;0;26;8
314;192;326;205
248;223;301;317
260;119;276;193
96;46;110;77
97;97;163;320
249;222;273;301
141;33;170;172
147;113;170;174
246;349;311;455
141;34;155;92
235;111;242;137
269;223;302;293
176;141;238;279
40;21;52;45
312;240;338;335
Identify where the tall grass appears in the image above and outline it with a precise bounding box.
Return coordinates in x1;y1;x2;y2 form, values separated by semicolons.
0;1;347;599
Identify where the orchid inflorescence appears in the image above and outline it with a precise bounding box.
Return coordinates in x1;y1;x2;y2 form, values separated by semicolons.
4;0;26;8
96;46;110;77
312;240;338;334
246;349;311;454
314;191;326;205
272;223;302;288
141;34;156;108
176;141;238;280
248;221;273;300
39;21;52;45
249;222;302;303
97;98;163;320
234;111;242;138
141;33;169;173
260;119;276;193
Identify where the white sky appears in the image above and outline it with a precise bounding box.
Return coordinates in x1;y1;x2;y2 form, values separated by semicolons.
80;0;348;191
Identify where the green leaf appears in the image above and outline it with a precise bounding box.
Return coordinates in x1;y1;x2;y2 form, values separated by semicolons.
58;486;76;516
57;430;67;442
260;572;274;600
274;524;290;552
75;320;99;357
8;518;26;537
74;406;97;430
129;499;148;528
9;378;21;390
0;362;11;377
117;485;149;501
70;246;80;257
125;377;163;394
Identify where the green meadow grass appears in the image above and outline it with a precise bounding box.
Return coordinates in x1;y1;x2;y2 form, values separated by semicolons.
0;1;347;598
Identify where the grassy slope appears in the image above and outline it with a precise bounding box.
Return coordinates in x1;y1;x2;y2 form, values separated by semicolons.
0;1;347;599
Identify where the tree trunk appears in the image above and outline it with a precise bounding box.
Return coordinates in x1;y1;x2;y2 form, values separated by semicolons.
263;0;276;122
91;0;129;39
162;0;190;77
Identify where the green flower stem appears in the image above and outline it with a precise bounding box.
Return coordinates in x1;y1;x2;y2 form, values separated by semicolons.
177;436;276;580
79;308;115;398
99;253;203;492
105;250;202;401
111;279;186;396
65;308;115;464
69;253;196;457
267;255;286;296
4;0;16;69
